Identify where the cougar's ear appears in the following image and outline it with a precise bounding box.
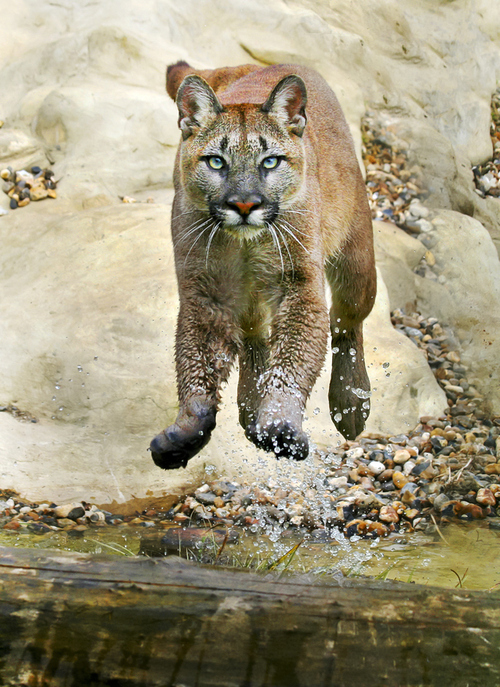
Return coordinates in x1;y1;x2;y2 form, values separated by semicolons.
261;75;307;137
176;75;224;140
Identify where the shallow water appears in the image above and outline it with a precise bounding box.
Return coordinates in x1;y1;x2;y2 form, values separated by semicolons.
2;519;499;591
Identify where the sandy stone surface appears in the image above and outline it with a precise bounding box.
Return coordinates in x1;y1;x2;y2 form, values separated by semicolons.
0;0;499;504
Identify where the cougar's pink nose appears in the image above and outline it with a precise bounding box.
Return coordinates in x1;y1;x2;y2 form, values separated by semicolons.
226;194;263;216
234;201;258;215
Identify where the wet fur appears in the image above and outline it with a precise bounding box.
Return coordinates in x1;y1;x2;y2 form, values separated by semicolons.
151;62;376;469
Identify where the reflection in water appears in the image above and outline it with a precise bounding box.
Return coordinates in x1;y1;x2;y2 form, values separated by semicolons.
1;520;498;591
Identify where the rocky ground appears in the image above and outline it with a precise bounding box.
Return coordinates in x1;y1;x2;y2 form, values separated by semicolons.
2;110;500;554
2;305;499;550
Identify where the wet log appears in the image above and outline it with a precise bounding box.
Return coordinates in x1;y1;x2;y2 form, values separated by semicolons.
1;545;499;686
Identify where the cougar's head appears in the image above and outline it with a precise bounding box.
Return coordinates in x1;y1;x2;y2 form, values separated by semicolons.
175;73;307;240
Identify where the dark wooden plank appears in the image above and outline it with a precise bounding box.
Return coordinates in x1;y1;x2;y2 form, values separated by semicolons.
0;546;499;686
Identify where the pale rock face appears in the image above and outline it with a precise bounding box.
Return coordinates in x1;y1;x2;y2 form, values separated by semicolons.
415;211;500;413
0;0;498;503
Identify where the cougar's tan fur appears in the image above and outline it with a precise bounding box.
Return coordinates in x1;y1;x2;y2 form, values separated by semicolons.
150;61;376;469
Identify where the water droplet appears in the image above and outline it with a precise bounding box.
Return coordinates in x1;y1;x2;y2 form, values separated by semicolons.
332;347;339;354
58;406;64;411
77;365;83;372
52;396;56;402
349;348;356;356
313;407;320;416
55;385;60;390
334;413;342;422
382;362;390;369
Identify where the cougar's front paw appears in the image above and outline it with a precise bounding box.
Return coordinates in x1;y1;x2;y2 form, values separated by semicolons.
150;406;216;470
245;420;309;460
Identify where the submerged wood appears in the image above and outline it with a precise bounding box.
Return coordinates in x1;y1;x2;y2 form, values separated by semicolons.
1;546;499;686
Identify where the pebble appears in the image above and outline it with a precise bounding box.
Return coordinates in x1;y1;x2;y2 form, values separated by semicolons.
367;460;385;476
393;449;411;465
392;472;409;489
476;488;496;506
1;165;58;209
379;506;399;523
54;503;85;520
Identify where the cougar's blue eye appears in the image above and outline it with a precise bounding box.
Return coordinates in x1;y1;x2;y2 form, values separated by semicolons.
207;156;224;170
262;156;279;170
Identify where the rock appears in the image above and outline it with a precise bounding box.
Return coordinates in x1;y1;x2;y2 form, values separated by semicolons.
328;476;349;489
392;472;408;489
432;493;451;512
27;521;51;534
476;488;496;506
367;460;385;476
54;503;85;520
194;492;217;506
484;464;500;475
345;519;389;538
393;449;411;465
379;506;399;523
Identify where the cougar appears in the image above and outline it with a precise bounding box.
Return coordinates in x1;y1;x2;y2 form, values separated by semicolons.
150;61;376;469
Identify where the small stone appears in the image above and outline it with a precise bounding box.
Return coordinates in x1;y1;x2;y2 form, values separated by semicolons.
89;511;106;523
378;468;394;482
432;493;451;512
484;463;500;475
345;519;389;538
328;476;349;489
424;250;436;267
30;184;49;201
393;449;411;465
56;518;77;528
403;460;416;476
336;503;356;522
345;447;365;461
455;503;486;520
379;505;399;523
476;488;496;506
195;492;217;506
54;503;85;520
404;508;419;521
3;521;20;531
367;460;385;476
392;471;408;489
446;351;461;364
27;522;51;534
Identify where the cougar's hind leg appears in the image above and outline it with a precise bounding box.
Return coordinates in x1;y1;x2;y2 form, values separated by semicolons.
325;231;377;440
